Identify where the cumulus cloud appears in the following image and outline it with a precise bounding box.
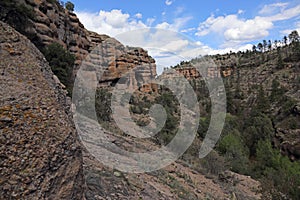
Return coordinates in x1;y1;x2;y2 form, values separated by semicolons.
75;9;147;36
165;0;173;6
196;14;273;41
135;13;143;19
196;3;300;47
223;16;273;41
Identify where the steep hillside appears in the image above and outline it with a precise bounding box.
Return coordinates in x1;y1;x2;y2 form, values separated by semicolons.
171;45;300;160
0;0;157;93
162;42;300;198
0;21;84;199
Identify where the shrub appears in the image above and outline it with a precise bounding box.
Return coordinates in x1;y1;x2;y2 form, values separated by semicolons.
243;114;274;156
43;43;75;95
217;132;249;173
16;3;35;20
200;150;226;175
255;140;300;199
95;88;112;122
65;1;74;12
270;78;285;102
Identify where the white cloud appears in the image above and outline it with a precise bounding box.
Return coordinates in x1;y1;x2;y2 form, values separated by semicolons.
196;3;300;47
259;3;288;15
75;9;147;36
163;40;189;52
135;13;143;19
281;21;300;35
264;4;300;21
146;18;156;26
165;0;173;6
181;27;196;33
156;22;171;30
75;4;300;74
197;14;273;41
115;29;199;74
155;16;192;31
99;10;129;28
238;9;244;14
223;16;273;41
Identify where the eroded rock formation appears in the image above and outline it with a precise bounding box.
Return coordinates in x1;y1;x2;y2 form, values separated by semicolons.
0;21;84;199
0;0;157;92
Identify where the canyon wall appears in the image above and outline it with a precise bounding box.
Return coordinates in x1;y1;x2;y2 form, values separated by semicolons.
0;0;157;92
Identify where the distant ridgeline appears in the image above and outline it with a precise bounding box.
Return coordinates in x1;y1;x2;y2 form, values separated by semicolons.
162;31;300;81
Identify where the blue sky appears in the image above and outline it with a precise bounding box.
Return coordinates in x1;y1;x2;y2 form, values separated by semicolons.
71;0;300;73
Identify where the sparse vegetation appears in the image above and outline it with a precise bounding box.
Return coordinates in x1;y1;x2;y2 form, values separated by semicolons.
95;88;112;122
42;43;75;95
0;1;36;39
65;1;75;12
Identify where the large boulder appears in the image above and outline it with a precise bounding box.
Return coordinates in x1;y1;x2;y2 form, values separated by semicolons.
0;21;84;199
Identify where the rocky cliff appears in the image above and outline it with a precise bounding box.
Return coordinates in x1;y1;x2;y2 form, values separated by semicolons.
213;51;300;161
84;31;158;92
0;21;84;199
168;49;300;161
0;0;157;92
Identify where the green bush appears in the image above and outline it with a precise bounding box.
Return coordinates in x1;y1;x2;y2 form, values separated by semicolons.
200;150;226;175
65;1;74;11
243;114;274;156
255;140;300;199
95;88;112;122
16;3;35;20
43;43;75;95
197;117;209;138
270;78;285;102
217;132;249;173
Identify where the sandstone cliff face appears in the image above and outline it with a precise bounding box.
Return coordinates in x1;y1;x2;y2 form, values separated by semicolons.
0;21;84;199
0;0;90;63
84;32;157;92
0;0;157;92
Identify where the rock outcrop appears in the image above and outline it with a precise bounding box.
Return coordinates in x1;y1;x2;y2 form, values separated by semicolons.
275;128;300;160
0;0;157;92
0;21;84;199
84;32;158;92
